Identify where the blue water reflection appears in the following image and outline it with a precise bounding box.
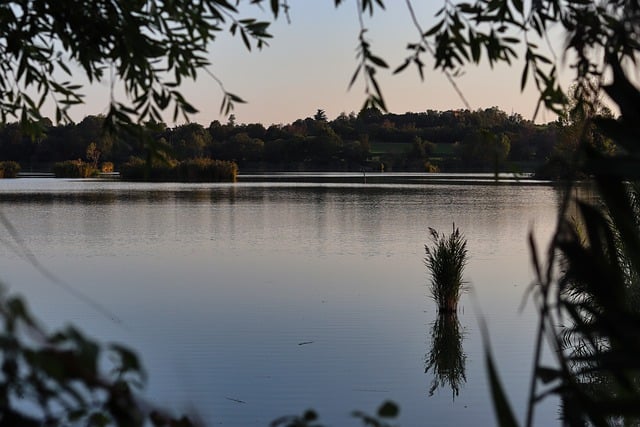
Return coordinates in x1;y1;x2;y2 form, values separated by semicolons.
0;175;563;426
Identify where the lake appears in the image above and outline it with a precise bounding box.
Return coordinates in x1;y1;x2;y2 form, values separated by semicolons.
0;173;566;426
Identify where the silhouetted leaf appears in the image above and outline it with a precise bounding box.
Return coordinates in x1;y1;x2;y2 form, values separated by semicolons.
393;59;410;74
486;351;519;427
368;54;388;68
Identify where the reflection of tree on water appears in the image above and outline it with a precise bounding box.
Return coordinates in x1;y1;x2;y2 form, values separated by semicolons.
424;312;467;399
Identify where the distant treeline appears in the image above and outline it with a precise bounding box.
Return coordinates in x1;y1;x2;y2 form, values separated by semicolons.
0;107;596;177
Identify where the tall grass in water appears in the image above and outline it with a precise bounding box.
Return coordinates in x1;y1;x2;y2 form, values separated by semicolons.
0;161;20;178
176;158;238;182
120;156;237;182
425;224;468;313
53;159;98;178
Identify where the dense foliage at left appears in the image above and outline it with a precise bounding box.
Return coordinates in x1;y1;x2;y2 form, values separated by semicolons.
0;0;276;130
0;287;202;426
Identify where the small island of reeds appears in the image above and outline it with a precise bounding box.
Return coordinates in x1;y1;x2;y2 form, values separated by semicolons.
120;157;238;182
425;224;468;313
0;161;20;178
53;159;99;178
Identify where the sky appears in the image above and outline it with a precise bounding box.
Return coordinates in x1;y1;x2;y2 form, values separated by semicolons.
69;1;566;126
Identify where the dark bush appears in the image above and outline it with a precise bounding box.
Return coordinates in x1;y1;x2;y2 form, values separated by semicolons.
120;157;237;182
118;157;146;180
119;157;176;181
0;161;20;178
176;158;238;182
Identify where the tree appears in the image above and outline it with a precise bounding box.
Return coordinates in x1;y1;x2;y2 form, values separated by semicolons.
75;116;115;162
538;85;616;179
169;123;212;160
314;109;328;122
86;142;101;169
458;129;510;173
305;121;343;164
223;132;264;163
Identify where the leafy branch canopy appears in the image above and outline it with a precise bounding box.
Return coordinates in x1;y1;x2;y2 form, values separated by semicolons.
0;0;279;133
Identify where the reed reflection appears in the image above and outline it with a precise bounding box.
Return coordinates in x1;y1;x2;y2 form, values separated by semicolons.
424;312;467;399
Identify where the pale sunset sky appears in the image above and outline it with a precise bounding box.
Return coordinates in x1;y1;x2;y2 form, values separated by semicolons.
71;1;567;126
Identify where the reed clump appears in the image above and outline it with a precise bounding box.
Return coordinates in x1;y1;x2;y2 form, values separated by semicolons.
119;156;176;181
425;224;468;313
120;157;237;182
0;161;20;178
53;159;98;178
176;158;238;182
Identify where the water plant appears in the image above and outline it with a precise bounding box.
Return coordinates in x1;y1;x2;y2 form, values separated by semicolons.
119;156;238;182
176;158;238;182
53;159;99;178
425;224;468;313
0;161;20;178
119;156;176;181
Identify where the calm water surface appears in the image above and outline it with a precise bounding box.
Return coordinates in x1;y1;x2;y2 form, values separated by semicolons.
0;175;565;426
